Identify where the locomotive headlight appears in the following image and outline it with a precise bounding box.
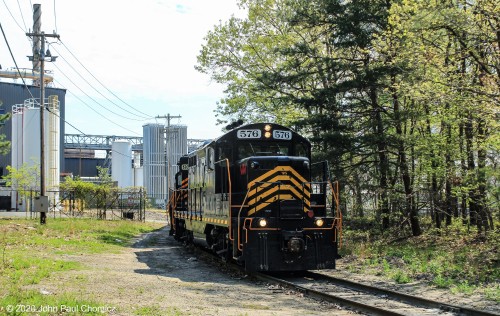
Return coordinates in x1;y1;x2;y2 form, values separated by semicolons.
264;124;272;131
315;218;324;227
264;131;271;138
258;218;268;227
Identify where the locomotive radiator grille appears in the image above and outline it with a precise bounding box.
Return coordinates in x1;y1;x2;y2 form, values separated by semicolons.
247;166;311;216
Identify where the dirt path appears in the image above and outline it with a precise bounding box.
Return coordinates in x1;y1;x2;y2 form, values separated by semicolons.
33;222;497;316
39;226;355;316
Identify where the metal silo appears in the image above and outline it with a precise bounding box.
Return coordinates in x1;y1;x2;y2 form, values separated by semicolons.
111;140;133;188
46;95;60;205
133;152;143;187
22;100;40;167
11;105;23;170
142;124;166;207
166;125;187;190
10;105;24;210
10;97;60;211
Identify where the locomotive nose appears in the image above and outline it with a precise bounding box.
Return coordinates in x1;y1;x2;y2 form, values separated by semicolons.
287;237;305;253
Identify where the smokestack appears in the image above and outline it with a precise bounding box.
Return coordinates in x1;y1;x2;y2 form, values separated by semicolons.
32;4;41;73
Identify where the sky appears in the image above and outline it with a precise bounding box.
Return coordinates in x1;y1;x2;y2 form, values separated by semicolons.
0;0;246;140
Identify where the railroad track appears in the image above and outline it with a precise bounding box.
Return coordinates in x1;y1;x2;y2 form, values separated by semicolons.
252;271;500;316
167;235;498;316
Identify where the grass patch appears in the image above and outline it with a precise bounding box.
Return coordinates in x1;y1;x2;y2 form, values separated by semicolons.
0;218;163;314
341;218;499;302
134;305;184;316
242;303;271;310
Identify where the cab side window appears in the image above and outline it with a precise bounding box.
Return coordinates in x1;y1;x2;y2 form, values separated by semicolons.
294;143;308;157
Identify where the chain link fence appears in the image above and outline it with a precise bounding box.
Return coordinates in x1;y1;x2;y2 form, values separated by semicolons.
4;188;147;221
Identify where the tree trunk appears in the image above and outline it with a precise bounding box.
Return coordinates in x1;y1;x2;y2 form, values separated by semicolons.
476;116;491;232
370;87;390;229
392;81;420;236
425;105;441;229
459;123;468;224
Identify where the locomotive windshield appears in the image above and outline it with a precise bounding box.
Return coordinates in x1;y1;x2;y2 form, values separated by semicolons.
238;142;288;159
237;141;309;160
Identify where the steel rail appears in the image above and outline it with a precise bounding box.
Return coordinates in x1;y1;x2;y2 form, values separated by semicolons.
303;271;500;316
253;272;405;316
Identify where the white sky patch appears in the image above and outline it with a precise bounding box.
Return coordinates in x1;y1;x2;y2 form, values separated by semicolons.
0;0;246;139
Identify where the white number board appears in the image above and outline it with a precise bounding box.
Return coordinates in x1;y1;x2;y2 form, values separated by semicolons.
181;164;189;170
273;130;292;140
237;129;261;139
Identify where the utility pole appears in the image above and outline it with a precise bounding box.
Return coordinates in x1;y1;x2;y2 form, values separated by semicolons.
26;4;59;224
156;114;181;203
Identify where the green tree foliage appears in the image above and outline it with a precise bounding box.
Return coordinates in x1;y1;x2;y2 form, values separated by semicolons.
3;163;39;199
386;0;499;232
196;0;498;235
59;176;96;201
60;167;115;213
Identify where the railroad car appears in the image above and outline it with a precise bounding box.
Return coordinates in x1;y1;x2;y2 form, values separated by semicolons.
168;122;342;272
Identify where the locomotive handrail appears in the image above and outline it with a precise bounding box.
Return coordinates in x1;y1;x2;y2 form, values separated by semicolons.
165;190;177;211
237;190;251;252
328;180;343;249
215;158;233;240
166;189;178;227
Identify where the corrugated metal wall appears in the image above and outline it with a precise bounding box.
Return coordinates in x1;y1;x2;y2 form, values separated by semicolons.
143;124;166;203
166;124;187;189
0;82;66;177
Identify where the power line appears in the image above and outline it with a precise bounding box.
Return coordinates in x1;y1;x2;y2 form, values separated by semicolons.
51;44;152;120
15;0;27;31
53;78;141;136
51;62;148;123
1;0;27;33
0;21;31;90
45;106;86;135
2;4;135;176
59;40;155;119
2;3;143;139
2;18;112;142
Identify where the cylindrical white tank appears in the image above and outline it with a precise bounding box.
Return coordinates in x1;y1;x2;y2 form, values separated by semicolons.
10;97;61;211
143;124;166;203
112;140;133;188
132;152;143;187
11;105;23;170
134;167;143;187
11;105;23;210
166;125;188;190
46;95;60;206
22;106;40;167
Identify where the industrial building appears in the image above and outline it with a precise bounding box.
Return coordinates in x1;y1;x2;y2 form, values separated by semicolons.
0;82;66;178
0;3;195;210
0;81;203;210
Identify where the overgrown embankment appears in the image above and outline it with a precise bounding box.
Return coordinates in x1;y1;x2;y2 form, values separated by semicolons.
340;218;499;303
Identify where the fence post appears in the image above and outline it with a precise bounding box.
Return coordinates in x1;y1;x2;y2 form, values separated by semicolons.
29;190;33;219
103;191;107;220
140;188;144;222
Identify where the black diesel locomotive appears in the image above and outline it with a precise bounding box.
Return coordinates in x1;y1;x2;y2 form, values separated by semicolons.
168;122;342;272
